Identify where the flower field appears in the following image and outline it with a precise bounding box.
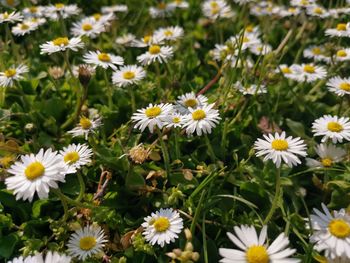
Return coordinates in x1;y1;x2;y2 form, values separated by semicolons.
1;0;350;262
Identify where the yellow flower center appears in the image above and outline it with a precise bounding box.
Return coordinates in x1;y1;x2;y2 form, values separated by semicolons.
6;0;15;6
164;30;173;37
53;37;69;46
184;99;198;108
328;219;350;238
158;2;167;9
153;217;170;232
3;12;9;19
4;69;16;78
145;106;162;118
288;7;296;13
271;139;289;151
243;36;250;43
64;151;80;164
79;236;97;251
300;0;309;5
314;255;328;263
337;50;347;57
173;117;180;123
340;82;350;91
93;13;101;21
143;35;152;43
314;7;323;14
29;6;38;13
337;23;347;31
25;161;45;180
281;67;292;74
149;45;161;55
123;71;135;80
21;23;29;30
192;109;206;120
246;245;269;263
55;3;65;9
312;47;321;55
98;53;111;62
321;158;333;167
246;25;254;33
327;121;343;132
79;117;92;129
82;23;93;31
210;2;219;14
303;65;315;73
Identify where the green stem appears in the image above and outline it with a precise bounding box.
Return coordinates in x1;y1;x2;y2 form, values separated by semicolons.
156;128;170;176
173;129;180;160
129;86;136;113
53;188;69;221
63;51;75;79
263;167;282;224
75;171;85;202
204;134;216;162
0;87;5;107
104;70;113;109
190;190;206;234
5;23;19;60
52;188;94;209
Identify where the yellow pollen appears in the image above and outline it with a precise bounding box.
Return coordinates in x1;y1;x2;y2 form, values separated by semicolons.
327;122;343;132
164;30;173;37
98;53;111;62
340;82;350;91
93;13;101;21
314;7;323;14
184;99;198;108
64;151;80;164
288;7;296;13
312;47;321;55
300;0;309;5
55;3;65;9
337;50;347;57
79;117;92;129
153;217;170;232
321;158;333;167
271;139;289;151
192;109;206;120
210;2;219;14
4;69;16;78
173;117;180;123
281;67;292;74
25;161;45;180
21;23;29;30
3;12;9;19
145;106;161;118
79;236;97;251
82;23;93;31
123;71;135;80
243;36;250;43
246;25;254;33
29;6;38;13
337;23;347;31
328;219;350;238
52;37;69;46
6;0;14;6
246;245;269;263
303;65;315;73
158;2;167;9
210;2;218;8
143;35;152;43
149;45;161;55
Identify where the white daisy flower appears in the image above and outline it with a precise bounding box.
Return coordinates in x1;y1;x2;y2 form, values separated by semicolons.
45;3;81;20
306;5;330;18
169;0;189;9
175;92;208;114
303;45;330;63
234;81;267;95
334;48;350;62
309;203;350;259
149;2;175;18
60;143;93;170
7;251;71;263
137;45;173;65
5;148;72;202
294;63;327;83
0;64;29;88
228;32;262;51
0;11;23;24
211;44;230;61
112;65;146;87
325;23;350;38
312;115;350;143
115;33;136;46
40;37;84;55
27;17;47;27
254;131;307;168
101;4;128;13
249;43;272;56
277;64;301;81
154;26;184;41
131;103;173;133
11;21;38;36
291;0;316;7
306;144;346;168
22;6;45;18
165;112;183;129
142;208;183;247
202;0;235;20
68;116;102;140
83;50;124;70
131;34;164;48
219;225;300;263
279;7;302;17
89;12;115;24
67;225;107;261
181;103;221;136
326;76;350;96
71;18;105;39
1;0;19;8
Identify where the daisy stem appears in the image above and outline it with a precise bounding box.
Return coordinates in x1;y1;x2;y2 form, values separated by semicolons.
63;50;75;79
75;171;85;202
204;134;216;162
128;86;136;113
263;166;282;225
0;87;6;107
104;70;113;109
156;128;170;176
337;96;344;115
5;23;19;60
173;129;180;160
53;188;69;222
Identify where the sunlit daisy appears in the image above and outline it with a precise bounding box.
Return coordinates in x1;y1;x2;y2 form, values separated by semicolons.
5;148;71;202
294;63;327;83
202;0;234;20
169;0;189;9
71;18;105;38
154;26;184;41
60;143;93;170
45;3;81;20
22;6;45;18
306;144;346;168
277;64;301;81
7;251;71;263
165;112;183;129
325;23;350;38
40;36;84;55
175;92;208;114
131;103;173;133
12;21;38;36
181;103;221;136
112;65;146;87
219;225;300;263
309;203;350;258
89;12;115;24
101;4;128;13
326;76;350;96
27;17;47;27
249;43;272;56
83;50;124;70
303;45;330;63
280;7;302;17
254;131;307;168
149;2;175;18
234;81;267;95
334;48;350;62
142;208;183;247
228;32;262;51
312;115;350;143
0;64;29;87
67;225;107;261
68;116;102;140
137;45;173;65
115;33;136;46
0;11;23;24
131;34;164;48
306;5;330;18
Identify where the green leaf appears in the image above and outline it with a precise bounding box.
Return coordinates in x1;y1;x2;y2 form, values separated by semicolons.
286;118;307;138
0;234;18;258
32;199;50;218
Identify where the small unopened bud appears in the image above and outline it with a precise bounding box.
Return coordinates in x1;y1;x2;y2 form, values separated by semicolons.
129;144;150;164
78;64;92;87
173;248;182;257
184;228;192;240
185;242;194;252
24;123;36;133
192;252;200;261
166;252;177;259
48;66;64;79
